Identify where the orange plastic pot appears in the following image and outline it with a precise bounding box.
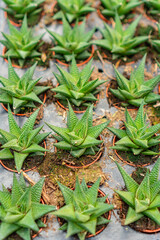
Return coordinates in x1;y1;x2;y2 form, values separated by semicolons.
57;186;112;238
2;47;28;69
55;83;100;113
52;1;91;26
54;135;104;169
53;45;94;67
0;140;47;173
112;126;160;167
106;82;138;111
1;93;46;117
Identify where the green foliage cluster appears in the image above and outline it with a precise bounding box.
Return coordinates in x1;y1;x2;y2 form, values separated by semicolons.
0;173;55;240
54;0;95;23
108;103;160;156
52;57;105;107
53;177;113;240
115;159;160;225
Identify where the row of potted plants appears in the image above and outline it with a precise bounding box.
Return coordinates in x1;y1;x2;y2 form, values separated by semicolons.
2;0;160;26
1;158;160;239
1;9;160;69
1;0;160;239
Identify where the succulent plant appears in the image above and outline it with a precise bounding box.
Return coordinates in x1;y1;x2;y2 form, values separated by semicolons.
0;15;44;67
1;0;44;25
52;57;105;107
145;0;160;14
54;0;95;23
53;177;113;240
100;0;142;17
0;173;56;240
109;54;160;107
151;24;160;52
0;107;49;172
46;16;95;62
115;159;160;225
92;14;148;59
0;58;50;114
46;102;109;158
108;103;160;156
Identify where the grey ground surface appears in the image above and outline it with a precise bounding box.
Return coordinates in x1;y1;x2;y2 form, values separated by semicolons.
0;1;160;239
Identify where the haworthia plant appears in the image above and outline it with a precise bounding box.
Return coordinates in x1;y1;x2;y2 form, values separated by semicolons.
92;13;148;59
53;177;114;240
54;0;95;23
0;107;49;172
108;103;160;156
0;173;56;240
0;15;44;67
52;57;106;107
151;24;160;52
0;58;50;114
109;54;160;107
46;102;110;158
145;0;160;14
46;16;95;62
100;0;142;17
1;0;44;25
115;159;160;225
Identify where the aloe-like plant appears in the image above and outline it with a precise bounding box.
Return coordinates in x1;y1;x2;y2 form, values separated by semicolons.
0;107;49;172
145;0;160;14
108;103;160;156
54;0;95;23
46;102;109;158
109;54;160;107
0;58;50;114
52;57;105;107
46;16;95;62
0;173;56;240
151;24;160;52
1;0;44;25
53;177;113;240
115;159;160;225
0;15;44;67
100;0;142;17
92;14;148;59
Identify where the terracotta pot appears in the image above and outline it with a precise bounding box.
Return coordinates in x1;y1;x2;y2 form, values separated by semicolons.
32;199;47;238
57;186;112;238
55;83;100;113
54;135;104;169
2;47;29;69
1;93;46;117
0;140;47;173
113;126;160;167
4;8;45;27
52;0;91;26
106;81;138;111
53;45;94;67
